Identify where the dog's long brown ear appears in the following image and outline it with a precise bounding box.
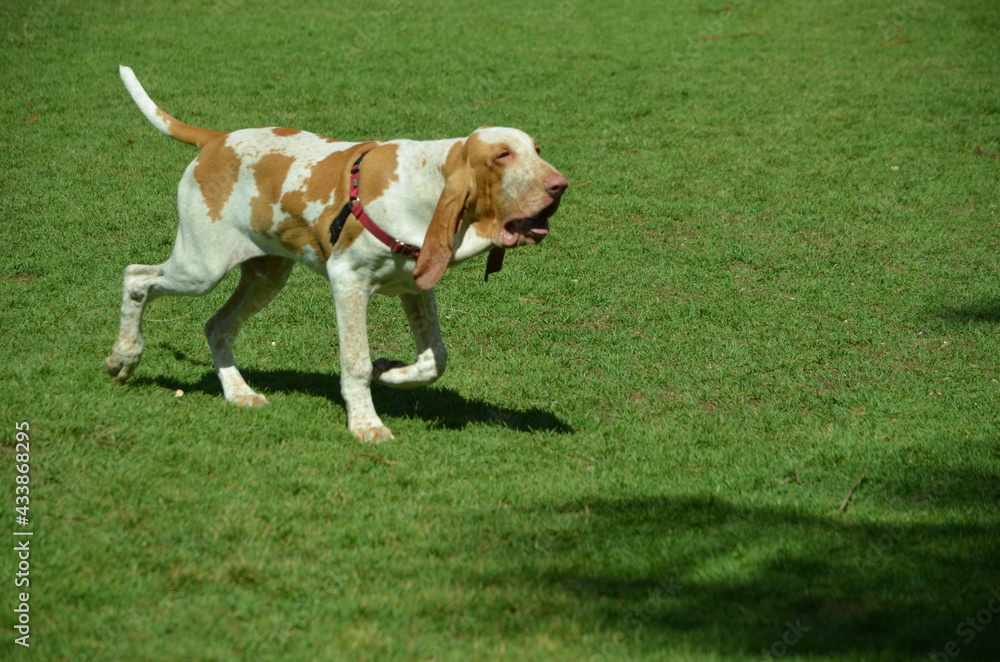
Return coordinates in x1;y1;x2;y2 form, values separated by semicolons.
413;167;470;290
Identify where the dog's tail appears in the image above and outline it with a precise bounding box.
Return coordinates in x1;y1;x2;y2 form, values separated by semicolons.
118;65;226;149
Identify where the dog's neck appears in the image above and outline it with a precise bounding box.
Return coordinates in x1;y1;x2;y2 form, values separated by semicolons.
366;138;497;264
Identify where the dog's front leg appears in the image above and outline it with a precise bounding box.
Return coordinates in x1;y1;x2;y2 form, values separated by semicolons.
373;290;448;388
330;274;394;443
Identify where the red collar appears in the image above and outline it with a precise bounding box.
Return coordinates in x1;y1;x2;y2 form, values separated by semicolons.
350;151;421;258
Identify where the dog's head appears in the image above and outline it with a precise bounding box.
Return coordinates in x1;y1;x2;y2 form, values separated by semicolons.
412;127;568;290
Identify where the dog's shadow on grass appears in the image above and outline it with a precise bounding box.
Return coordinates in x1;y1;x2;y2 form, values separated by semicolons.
133;345;573;434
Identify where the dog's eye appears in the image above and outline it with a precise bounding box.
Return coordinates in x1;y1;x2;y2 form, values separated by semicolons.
495;150;513;163
534;145;541;155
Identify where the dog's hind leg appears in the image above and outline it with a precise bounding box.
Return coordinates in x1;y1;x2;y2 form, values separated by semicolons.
106;263;165;382
107;258;233;383
106;237;244;383
204;256;294;407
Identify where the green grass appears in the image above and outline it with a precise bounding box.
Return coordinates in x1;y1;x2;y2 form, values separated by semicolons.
2;0;1000;659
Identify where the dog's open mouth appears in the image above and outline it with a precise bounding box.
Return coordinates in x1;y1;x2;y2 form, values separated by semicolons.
499;203;559;248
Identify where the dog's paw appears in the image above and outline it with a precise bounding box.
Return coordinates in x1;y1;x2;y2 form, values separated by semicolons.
230;393;270;407
372;357;442;389
352;423;395;444
106;355;137;383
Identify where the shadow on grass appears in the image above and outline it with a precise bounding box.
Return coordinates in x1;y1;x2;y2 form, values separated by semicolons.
459;492;1000;661
934;297;1000;325
131;345;572;434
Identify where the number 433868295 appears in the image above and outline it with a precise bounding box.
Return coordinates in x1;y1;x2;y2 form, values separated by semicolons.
15;421;30;517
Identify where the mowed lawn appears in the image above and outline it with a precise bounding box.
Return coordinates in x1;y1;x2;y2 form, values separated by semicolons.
2;0;999;660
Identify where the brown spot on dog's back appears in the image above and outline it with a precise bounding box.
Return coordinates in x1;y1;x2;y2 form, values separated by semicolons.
249;152;296;233
272;127;301;137
194;141;241;221
358;143;400;203
304;142;374;205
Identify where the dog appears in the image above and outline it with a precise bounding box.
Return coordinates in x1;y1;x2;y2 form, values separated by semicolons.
106;66;568;442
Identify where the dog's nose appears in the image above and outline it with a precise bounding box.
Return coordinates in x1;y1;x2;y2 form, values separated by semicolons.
545;172;569;198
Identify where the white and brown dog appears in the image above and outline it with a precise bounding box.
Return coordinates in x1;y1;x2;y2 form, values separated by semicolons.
107;66;567;442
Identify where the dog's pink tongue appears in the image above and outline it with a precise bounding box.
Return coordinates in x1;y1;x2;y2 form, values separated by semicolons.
528;218;550;237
